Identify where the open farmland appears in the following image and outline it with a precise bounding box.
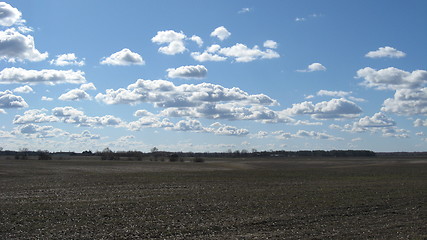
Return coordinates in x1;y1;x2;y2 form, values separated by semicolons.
0;156;426;239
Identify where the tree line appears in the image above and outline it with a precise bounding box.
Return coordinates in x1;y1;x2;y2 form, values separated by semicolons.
2;146;427;161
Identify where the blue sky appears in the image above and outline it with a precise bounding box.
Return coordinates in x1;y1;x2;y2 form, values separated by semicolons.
1;0;426;152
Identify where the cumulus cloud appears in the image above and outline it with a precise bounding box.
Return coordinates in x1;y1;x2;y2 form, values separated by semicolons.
0;90;28;109
0;67;86;85
128;115;248;136
13;109;59;124
14;124;66;138
152;30;187;55
210;26;231;41
191;51;227;62
69;130;100;140
381;88;427;115
208;122;249;136
52;106;123;127
96;79;278;107
134;109;154;117
59;89;91;101
13;85;33;93
414;118;427;127
218;43;279;62
189;35;203;47
127;116;173;131
96;79;286;122
282;98;362;119
365;46;406;58
355;112;396;128
80;82;96;91
167;65;207;79
263;40;278;49
0;2;22;26
169;119;205;132
100;48;145;66
59;83;96;101
50;53;85;66
356;67;427;90
297;63;327;72
41;96;53;101
332;112;409;138
0;28;48;62
52;106;84;117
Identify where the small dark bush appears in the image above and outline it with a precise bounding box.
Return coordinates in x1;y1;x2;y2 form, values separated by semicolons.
193;157;204;163
169;154;180;162
38;151;52;160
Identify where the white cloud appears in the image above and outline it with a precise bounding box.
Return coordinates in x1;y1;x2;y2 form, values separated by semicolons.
134;109;154;117
127;116;173;131
282;98;362;119
50;53;85;66
100;48;145;66
297;63;326;72
191;51;227;62
365;46;406;58
210;26;231;41
0;90;28;109
14;124;66;138
0;129;14;137
128;116;249;136
356;67;427;90
207;44;221;53
218;43;280;62
96;79;284;122
0;2;22;26
294;120;323;126
69;130;100;140
251;131;269;139
208;122;249;136
295;13;323;22
0;28;48;62
317;90;351;97
80;82;96;91
52;106;84;117
167;65;207;79
273;130;342;141
381;88;427;115
13;85;33;93
41;96;53;101
168;119;205;132
0;67;86;85
356;112;396;128
238;7;251;14
152;30;187;55
13;109;59;124
414;118;427;127
333;113;410;138
59;89;91;101
96;79;278;107
263;40;278;49
189;35;203;47
52;106;124;127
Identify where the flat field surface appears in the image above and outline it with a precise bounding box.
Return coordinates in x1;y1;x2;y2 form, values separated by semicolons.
0;156;426;239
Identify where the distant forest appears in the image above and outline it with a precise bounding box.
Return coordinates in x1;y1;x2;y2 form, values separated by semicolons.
1;147;426;161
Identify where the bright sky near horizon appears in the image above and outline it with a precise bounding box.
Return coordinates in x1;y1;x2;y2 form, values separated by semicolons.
0;0;426;152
